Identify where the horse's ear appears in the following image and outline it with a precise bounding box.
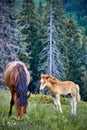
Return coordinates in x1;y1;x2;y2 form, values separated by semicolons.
41;73;44;78
45;75;49;79
42;74;49;79
41;74;49;80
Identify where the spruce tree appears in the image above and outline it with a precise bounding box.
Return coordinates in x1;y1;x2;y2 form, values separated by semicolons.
0;0;19;89
15;0;31;68
80;36;87;100
38;0;66;80
62;19;87;100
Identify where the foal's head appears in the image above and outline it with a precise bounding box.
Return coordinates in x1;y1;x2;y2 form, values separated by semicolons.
40;74;58;92
40;74;49;91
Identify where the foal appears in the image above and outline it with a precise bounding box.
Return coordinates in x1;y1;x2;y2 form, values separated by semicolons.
40;74;80;114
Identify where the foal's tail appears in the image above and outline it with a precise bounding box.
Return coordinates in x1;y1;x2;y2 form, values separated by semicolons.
76;84;81;102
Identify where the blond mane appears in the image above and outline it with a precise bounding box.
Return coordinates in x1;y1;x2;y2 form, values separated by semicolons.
47;75;58;85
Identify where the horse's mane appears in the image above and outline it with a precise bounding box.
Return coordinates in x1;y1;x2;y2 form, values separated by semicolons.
48;75;58;81
16;64;28;106
48;75;59;84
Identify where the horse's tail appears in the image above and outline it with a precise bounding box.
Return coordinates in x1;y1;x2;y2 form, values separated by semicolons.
76;84;81;102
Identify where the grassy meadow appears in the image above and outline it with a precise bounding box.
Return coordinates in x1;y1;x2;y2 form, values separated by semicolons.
0;89;87;130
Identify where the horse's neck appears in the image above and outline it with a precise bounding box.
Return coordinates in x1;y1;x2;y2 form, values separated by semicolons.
56;80;60;83
47;79;56;91
47;83;54;93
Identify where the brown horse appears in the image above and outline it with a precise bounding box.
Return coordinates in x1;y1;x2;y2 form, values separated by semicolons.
4;61;30;118
40;74;80;114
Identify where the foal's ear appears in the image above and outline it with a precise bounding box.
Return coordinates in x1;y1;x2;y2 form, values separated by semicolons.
41;73;44;78
45;74;49;79
41;74;49;80
41;73;43;76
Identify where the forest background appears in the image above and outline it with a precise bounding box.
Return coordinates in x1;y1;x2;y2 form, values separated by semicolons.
0;0;87;101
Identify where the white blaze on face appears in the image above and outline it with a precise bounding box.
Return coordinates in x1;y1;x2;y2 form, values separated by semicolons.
40;78;46;90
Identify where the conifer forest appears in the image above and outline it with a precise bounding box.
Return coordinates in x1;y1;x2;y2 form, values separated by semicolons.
0;0;87;101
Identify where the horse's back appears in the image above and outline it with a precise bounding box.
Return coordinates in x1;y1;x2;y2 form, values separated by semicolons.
4;61;30;88
59;80;76;87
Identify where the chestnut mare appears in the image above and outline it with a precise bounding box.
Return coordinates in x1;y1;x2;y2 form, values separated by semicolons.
4;61;30;118
40;74;80;114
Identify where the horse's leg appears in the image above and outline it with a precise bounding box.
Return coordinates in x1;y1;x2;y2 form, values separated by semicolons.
9;99;14;117
56;94;63;113
73;97;77;114
69;95;74;114
53;97;58;110
69;95;77;114
8;91;15;117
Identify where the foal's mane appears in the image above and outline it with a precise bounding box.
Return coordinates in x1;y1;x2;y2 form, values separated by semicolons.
47;75;59;84
48;75;58;81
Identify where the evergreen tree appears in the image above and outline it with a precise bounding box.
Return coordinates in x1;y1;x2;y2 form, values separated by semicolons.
63;0;87;35
0;0;19;89
22;0;41;92
80;36;87;100
61;19;87;100
15;0;31;68
38;0;66;80
0;0;31;89
63;20;82;81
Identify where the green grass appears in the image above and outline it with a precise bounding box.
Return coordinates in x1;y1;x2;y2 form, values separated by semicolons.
0;89;87;130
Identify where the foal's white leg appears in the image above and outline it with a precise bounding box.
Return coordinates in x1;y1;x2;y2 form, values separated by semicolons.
53;97;59;110
55;95;63;113
69;97;74;114
69;96;77;114
73;97;77;114
57;99;63;113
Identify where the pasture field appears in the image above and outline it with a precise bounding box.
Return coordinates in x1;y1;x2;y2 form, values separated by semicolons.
0;89;87;130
